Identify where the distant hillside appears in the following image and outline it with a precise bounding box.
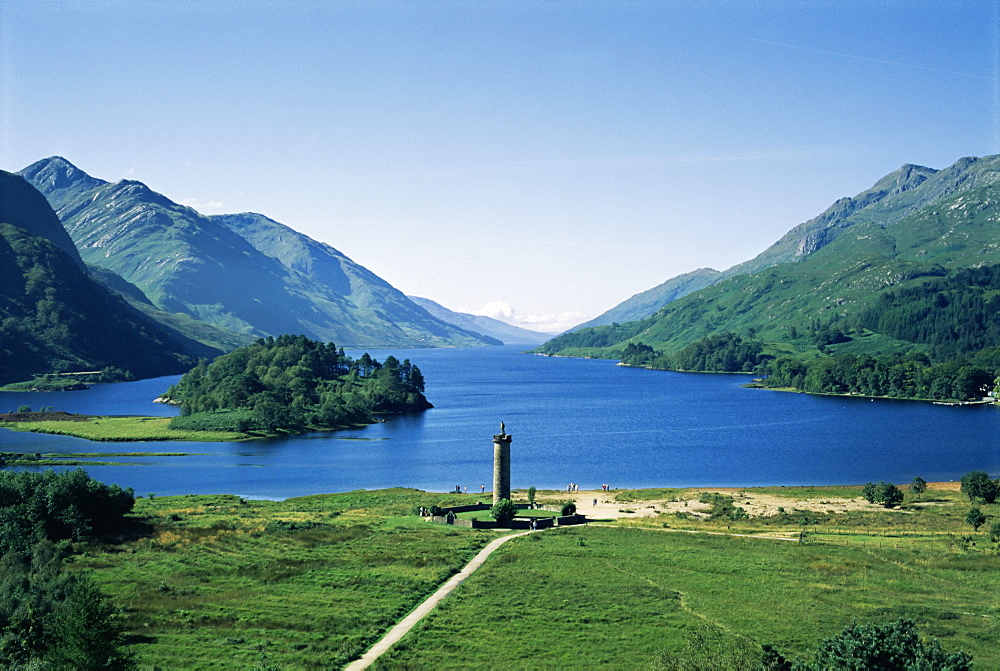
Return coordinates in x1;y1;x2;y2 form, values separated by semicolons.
571;268;721;330
20;158;496;348
214;213;496;347
537;155;1000;361
0;171;217;384
86;264;255;353
582;156;1000;327
407;296;546;345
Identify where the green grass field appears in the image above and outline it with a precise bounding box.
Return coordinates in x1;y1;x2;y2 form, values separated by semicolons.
375;526;998;669
0;415;249;441
72;489;498;669
70;485;1000;669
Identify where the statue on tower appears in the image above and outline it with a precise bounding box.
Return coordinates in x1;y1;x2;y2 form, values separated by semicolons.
492;423;512;503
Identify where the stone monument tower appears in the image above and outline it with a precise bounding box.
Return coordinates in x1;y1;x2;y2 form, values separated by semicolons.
493;422;512;504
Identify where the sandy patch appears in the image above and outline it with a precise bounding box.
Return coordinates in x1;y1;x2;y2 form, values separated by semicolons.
539;486;923;521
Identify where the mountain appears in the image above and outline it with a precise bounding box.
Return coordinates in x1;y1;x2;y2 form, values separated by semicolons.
583;156;1000;327
85;264;255;353
19;157;496;348
0;171;218;384
0;167;86;270
571;268;721;330
537;155;1000;359
406;296;547;345
213;213;498;347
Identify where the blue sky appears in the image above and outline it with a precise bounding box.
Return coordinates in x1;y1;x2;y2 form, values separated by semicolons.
2;1;997;332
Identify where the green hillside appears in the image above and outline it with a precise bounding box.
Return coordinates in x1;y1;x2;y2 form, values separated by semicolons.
537;164;1000;365
19;158;496;348
0;172;216;384
578;155;1000;329
213;212;499;346
570;267;721;331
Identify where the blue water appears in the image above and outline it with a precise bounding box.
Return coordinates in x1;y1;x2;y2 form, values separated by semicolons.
1;346;997;498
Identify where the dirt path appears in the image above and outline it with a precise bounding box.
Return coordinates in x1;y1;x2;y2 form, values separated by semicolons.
344;529;533;671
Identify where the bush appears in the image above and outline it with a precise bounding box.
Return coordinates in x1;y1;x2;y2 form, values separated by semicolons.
491;499;517;526
167;409;258;433
863;481;904;508
560;502;577;516
989;521;1000;543
965;508;986;532
801;618;971;670
960;470;999;504
0;469;134;553
699;492;750;521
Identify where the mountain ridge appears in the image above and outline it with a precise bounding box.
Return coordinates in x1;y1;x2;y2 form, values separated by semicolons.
536;155;1000;360
406;296;549;345
19;157;497;348
580;156;1000;329
0;170;218;383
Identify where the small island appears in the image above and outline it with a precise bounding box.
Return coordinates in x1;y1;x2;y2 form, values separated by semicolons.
0;335;432;443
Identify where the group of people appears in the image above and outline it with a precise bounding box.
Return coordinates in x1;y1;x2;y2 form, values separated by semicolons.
566;483;613;492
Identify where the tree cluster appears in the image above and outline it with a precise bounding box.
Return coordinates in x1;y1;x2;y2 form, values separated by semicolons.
1;542;136;669
960;470;999;504
620;333;768;373
537;320;649;353
0;468;135;554
0;469;138;668
862;481;904;508
164;334;431;433
0;221;203;386
763;352;994;401
858;264;1000;360
657;619;971;670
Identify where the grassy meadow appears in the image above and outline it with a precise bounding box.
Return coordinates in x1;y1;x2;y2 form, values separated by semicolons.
0;415;250;441
70;484;999;669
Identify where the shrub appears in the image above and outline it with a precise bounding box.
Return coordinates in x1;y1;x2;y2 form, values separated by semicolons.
491;499;517;526
560;502;577;516
989;521;1000;543
699;492;750;521
168;409;258;433
965;508;986;532
960;470;999;504
863;481;904;508
801;618;972;670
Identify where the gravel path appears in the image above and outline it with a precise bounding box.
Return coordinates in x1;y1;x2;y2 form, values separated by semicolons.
344;529;533;670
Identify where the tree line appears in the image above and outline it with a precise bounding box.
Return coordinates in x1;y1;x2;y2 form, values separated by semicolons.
0;469;138;667
620;333;768;373
857;264;1000;360
763;350;997;402
164;334;431;433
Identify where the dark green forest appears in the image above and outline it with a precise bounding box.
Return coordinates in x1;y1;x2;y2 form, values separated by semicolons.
763;350;998;401
0;171;219;385
620;333;768;373
583;264;1000;402
0;469;137;668
857;264;1000;359
164;334;431;433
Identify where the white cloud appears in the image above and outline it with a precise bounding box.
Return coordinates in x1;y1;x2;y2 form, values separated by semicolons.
473;300;516;321
472;301;587;334
178;198;226;213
